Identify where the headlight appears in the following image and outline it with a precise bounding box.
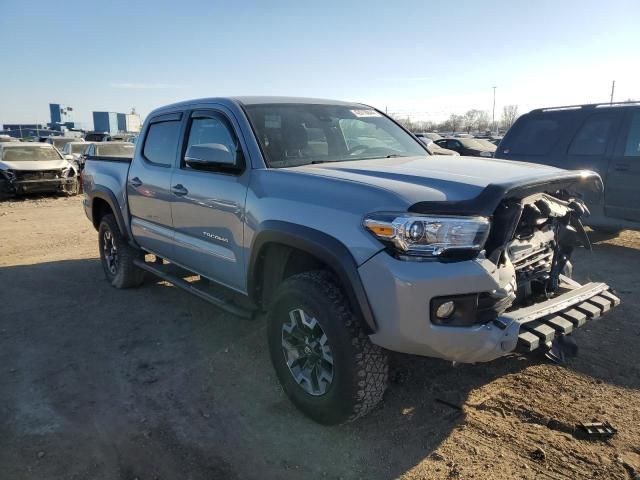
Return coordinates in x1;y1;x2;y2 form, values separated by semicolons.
1;169;16;181
364;213;490;258
60;166;75;177
479;151;493;157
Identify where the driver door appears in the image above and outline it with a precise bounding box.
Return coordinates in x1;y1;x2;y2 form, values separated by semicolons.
169;108;250;293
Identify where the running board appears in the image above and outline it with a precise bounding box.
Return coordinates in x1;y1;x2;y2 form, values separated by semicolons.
133;258;253;318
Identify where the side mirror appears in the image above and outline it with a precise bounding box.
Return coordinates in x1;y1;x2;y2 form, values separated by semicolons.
185;143;236;169
64;154;74;160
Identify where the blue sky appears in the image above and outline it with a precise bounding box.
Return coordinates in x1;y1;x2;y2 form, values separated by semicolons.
1;0;639;127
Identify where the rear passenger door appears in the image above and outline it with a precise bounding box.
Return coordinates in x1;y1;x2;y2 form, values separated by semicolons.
127;112;183;259
169;108;250;293
605;110;640;222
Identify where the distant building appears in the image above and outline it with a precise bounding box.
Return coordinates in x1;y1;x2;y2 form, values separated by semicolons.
49;103;77;131
125;113;142;133
117;113;127;132
50;104;62;126
93;111;119;134
92;110;141;133
1;123;55;138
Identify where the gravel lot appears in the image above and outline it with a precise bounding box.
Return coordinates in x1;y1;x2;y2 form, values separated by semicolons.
1;195;639;480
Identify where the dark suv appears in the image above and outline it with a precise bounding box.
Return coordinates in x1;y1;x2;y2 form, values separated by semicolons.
496;102;640;232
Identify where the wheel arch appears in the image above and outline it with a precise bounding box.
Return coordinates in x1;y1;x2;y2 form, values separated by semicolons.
247;221;377;333
90;187;129;241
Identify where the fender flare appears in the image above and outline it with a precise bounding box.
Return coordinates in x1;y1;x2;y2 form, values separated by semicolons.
247;220;377;333
90;187;130;241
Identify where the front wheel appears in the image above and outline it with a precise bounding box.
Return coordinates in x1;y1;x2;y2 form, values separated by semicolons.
98;214;145;288
267;271;389;424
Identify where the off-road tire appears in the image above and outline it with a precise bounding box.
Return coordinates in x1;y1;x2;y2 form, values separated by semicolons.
98;214;145;288
267;270;389;424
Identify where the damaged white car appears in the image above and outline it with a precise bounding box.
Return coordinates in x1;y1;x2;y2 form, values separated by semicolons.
0;143;79;198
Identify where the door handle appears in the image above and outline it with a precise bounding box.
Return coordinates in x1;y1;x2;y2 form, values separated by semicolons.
614;163;630;172
171;184;189;196
129;176;142;187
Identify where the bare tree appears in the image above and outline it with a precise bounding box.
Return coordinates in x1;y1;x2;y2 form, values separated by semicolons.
501;105;519;130
476;110;490;132
441;114;465;133
462;110;490;133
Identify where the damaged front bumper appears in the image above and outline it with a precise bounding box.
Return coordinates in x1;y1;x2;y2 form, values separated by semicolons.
359;252;620;363
1;177;78;195
506;280;620;352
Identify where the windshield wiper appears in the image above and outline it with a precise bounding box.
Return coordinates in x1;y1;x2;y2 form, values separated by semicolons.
311;154;407;165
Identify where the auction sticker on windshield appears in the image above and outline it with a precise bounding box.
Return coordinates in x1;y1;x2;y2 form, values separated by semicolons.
351;109;381;117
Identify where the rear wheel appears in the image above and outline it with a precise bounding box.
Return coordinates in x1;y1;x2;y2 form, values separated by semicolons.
267;271;389;424
98;214;144;288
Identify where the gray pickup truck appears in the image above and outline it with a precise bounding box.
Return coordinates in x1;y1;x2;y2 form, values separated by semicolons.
82;97;620;424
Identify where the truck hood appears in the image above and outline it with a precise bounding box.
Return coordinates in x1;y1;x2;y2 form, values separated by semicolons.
0;159;71;171
289;156;601;213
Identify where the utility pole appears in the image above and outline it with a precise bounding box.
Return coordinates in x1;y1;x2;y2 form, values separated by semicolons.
610;80;616;104
492;86;497;134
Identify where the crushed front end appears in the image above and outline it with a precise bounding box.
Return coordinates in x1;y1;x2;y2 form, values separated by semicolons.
0;167;78;196
480;190;620;353
361;171;620;363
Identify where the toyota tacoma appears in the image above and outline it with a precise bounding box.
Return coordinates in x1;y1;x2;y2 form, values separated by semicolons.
82;97;620;424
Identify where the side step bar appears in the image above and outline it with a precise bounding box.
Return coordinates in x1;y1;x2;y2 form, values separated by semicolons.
133;258;253;318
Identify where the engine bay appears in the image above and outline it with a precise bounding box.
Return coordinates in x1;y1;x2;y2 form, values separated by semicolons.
487;192;592;312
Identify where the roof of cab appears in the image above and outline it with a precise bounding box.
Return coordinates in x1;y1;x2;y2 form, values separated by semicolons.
148;96;369;117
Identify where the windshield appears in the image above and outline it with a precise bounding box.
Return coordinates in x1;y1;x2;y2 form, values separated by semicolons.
85;133;108;141
475;139;497;150
458;138;490;149
2;146;62;162
95;143;134;157
244;104;427;168
71;143;88;153
52;138;75;148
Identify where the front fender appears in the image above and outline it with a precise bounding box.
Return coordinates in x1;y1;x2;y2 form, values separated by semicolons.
247;220;378;333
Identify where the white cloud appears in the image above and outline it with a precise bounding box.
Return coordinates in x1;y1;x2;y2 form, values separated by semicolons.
109;82;182;89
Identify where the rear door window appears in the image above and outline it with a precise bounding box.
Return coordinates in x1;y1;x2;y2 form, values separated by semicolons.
568;113;616;156
143;119;182;166
507;116;565;155
624;111;640;157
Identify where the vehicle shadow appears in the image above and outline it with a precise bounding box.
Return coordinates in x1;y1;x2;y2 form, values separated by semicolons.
0;192;76;203
0;257;635;480
564;238;640;391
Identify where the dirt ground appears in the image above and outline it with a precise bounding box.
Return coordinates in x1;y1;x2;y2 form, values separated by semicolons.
1;195;639;480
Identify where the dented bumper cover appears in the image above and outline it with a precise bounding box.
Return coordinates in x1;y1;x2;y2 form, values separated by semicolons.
1;177;77;195
360;251;620;363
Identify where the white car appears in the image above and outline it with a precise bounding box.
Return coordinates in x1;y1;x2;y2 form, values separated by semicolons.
0;143;79;198
62;141;94;163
